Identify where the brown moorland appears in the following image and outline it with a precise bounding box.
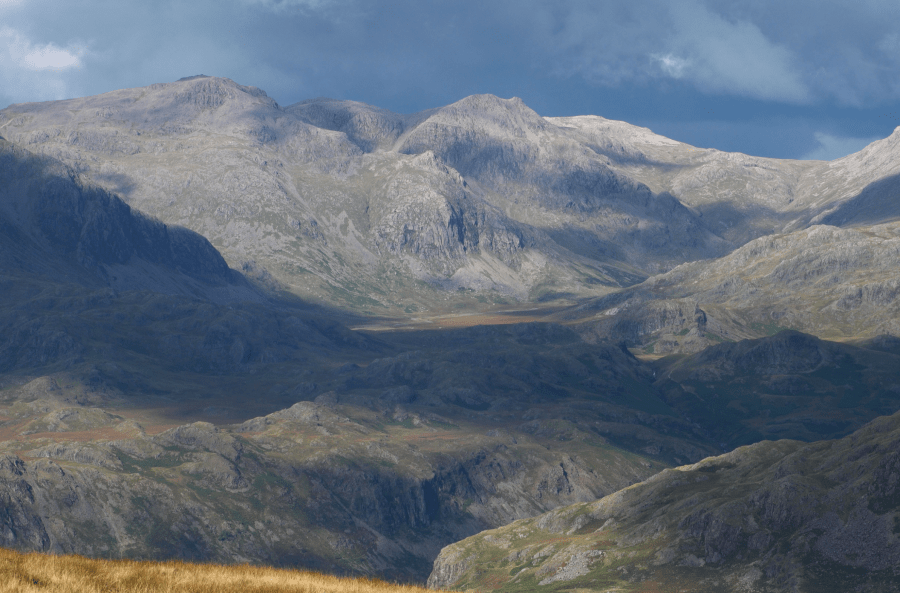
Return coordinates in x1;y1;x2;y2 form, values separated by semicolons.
0;547;437;593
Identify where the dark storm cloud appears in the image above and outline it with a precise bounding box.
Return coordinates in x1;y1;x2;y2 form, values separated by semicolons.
1;0;899;158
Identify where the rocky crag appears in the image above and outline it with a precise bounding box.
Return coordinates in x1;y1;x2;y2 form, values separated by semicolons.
0;77;746;310
4;77;899;346
1;77;900;588
428;408;900;592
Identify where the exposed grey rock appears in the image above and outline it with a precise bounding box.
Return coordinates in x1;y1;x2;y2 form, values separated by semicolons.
25;443;123;471
0;78;731;310
0;137;259;303
430;410;900;592
574;222;900;349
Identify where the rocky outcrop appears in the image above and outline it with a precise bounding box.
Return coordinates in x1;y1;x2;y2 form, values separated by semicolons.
580;298;711;353
5;79;900;315
429;410;900;592
573;222;900;349
371;152;528;272
0;395;666;582
0;79;732;310
289;98;407;152
0;138;256;300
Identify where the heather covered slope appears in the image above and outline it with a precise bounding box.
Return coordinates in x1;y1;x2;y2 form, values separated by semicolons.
428;409;900;593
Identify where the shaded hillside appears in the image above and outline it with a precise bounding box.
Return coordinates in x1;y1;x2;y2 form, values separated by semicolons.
654;330;900;447
0;323;701;582
429;409;900;592
0;137;257;302
0;134;703;581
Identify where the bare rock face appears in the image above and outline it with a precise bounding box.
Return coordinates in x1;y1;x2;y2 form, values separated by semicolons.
429;410;900;592
0;138;255;300
573;222;900;350
395;95;727;269
6;77;900;315
289;98;407;152
0;79;732;310
580;298;711;354
370;152;527;276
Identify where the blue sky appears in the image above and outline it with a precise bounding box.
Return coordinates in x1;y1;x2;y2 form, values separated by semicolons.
2;0;899;159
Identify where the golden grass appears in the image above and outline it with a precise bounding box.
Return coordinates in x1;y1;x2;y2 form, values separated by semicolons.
0;548;438;593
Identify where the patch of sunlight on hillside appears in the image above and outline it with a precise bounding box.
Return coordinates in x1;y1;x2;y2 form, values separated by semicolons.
0;547;439;593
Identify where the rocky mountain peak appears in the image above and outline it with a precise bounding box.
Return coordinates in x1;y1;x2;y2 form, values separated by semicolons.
287;97;406;152
402;94;550;145
166;75;275;109
549;114;686;151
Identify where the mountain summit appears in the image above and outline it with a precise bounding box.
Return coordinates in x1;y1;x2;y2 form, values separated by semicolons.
0;78;734;310
1;76;898;336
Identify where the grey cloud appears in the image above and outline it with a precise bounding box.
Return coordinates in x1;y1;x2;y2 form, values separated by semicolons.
0;0;898;160
801;132;881;161
237;0;341;10
664;1;809;102
3;0;899;108
519;0;900;107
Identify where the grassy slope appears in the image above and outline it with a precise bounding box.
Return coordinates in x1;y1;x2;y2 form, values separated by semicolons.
0;547;436;593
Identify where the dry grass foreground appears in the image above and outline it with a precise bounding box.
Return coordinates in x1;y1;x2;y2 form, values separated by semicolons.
0;547;437;593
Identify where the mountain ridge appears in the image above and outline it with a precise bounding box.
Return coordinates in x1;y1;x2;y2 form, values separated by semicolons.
1;77;899;589
428;408;900;592
0;77;737;310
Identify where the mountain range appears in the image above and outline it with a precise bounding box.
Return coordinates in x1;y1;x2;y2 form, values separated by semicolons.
0;76;898;591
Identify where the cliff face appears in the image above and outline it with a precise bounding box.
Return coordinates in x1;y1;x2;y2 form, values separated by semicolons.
6;77;900;331
0;138;255;301
428;409;900;592
0;79;730;310
2;77;900;590
0;395;667;582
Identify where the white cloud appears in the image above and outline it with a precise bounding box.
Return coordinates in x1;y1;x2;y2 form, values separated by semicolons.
0;27;85;105
652;53;689;78
238;0;336;10
801;132;879;161
21;45;81;70
1;27;83;71
662;1;809;102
